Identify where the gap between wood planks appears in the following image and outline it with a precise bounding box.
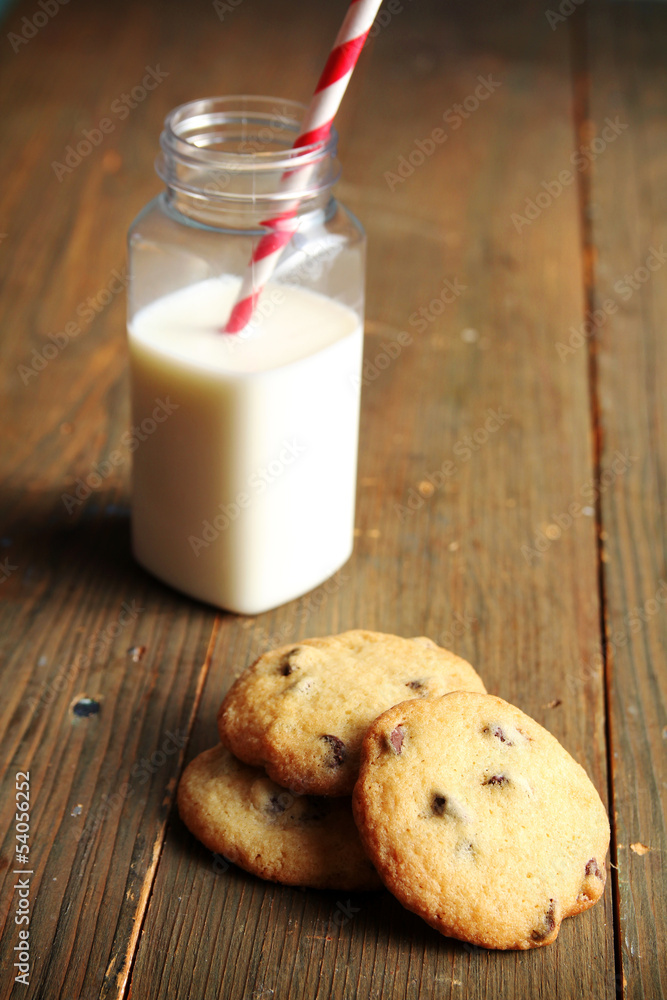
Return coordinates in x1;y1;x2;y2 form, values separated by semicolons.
112;615;222;1000
101;13;625;997
570;9;623;998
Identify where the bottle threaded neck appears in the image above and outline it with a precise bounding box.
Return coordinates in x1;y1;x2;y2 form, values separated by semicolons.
156;96;339;224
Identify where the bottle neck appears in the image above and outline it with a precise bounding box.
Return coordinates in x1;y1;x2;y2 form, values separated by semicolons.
156;96;340;231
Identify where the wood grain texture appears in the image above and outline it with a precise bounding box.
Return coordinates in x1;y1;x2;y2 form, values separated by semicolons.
127;2;613;999
0;1;235;997
0;2;365;997
2;0;660;997
586;5;667;998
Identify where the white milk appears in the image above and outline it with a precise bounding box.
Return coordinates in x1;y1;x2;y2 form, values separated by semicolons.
128;277;363;615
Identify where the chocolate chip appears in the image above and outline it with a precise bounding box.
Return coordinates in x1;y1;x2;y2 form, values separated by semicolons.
578;860;604;904
320;734;346;768
483;724;513;746
278;647;301;676
544;901;556;932
265;793;291;815
432;794;448;816
389;725;405;754
406;680;424;691
430;794;469;822
484;774;509;786
585;858;604;880
531;899;556;941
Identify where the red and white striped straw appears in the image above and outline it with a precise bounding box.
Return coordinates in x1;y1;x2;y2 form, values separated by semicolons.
224;0;383;333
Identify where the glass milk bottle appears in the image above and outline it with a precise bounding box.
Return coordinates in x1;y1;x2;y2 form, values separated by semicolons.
127;97;365;615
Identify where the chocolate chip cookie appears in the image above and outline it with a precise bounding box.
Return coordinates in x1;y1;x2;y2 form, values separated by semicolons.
352;692;610;949
217;630;486;796
177;744;381;890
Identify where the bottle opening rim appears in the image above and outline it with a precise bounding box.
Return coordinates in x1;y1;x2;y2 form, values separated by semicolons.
159;95;338;174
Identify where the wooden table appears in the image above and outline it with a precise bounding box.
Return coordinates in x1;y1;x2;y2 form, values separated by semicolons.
1;0;665;997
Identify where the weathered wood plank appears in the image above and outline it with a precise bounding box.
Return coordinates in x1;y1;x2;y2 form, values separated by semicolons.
586;5;667;998
0;515;219;1000
0;0;245;996
129;2;614;999
0;1;374;997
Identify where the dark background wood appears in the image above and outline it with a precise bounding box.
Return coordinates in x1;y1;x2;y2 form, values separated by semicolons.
0;1;664;998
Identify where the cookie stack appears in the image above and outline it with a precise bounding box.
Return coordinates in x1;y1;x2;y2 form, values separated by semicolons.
177;629;609;949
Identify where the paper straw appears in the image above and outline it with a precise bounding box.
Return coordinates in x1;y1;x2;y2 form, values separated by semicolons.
224;0;383;333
